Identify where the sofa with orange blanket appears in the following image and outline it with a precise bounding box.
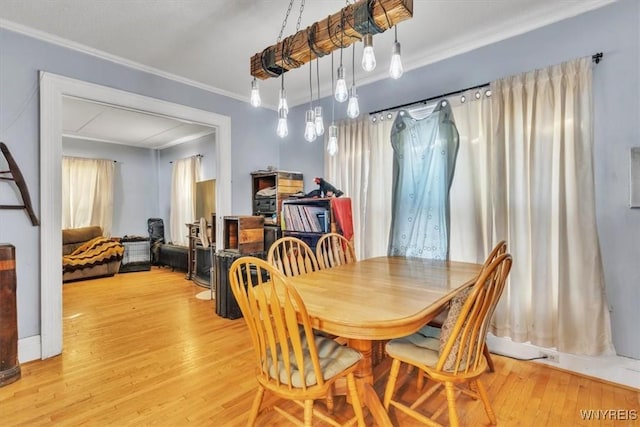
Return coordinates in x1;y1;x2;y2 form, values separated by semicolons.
62;226;124;282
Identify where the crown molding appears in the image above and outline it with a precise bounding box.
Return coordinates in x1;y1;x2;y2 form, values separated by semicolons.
290;0;617;107
396;0;617;77
0;18;249;105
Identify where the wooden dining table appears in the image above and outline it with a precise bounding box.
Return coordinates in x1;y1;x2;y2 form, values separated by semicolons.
285;256;482;426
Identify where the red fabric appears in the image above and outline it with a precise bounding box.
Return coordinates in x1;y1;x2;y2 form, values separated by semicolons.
331;198;353;242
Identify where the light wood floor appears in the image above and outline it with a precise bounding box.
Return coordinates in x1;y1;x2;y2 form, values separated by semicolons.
1;268;638;426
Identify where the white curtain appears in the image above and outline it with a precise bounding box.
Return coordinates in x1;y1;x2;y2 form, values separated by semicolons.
62;157;115;236
326;57;613;355
169;156;201;246
488;57;614;355
325;115;394;259
449;89;494;264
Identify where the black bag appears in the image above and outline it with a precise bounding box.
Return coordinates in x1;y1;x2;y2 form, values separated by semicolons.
147;218;165;265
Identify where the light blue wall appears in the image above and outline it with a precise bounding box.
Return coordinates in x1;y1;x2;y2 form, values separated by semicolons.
0;27;279;341
283;0;640;358
61;138;159;237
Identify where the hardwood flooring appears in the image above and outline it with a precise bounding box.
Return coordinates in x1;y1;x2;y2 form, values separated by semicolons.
1;268;638;426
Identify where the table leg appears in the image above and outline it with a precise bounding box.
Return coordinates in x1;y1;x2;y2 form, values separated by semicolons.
348;339;393;427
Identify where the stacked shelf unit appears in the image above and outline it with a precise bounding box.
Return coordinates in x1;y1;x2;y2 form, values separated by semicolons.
251;170;304;251
281;197;353;251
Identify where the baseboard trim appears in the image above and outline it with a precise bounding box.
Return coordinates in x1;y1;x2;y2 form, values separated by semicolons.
486;334;640;390
18;335;42;363
15;332;640;389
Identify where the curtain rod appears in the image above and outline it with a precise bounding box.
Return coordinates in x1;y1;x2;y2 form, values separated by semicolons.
62;155;116;163
169;154;203;164
369;83;489;116
369;52;604;116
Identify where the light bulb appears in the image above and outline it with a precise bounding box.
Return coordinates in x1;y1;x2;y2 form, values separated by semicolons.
327;124;338;156
314;106;324;136
278;88;288;115
335;66;348;103
276;109;288;138
347;85;360;119
304;109;317;142
361;34;376;72
250;78;261;107
389;41;403;79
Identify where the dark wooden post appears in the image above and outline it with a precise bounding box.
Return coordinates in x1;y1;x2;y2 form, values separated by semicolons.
0;244;21;386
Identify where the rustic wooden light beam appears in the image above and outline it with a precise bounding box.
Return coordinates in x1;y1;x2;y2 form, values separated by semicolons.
250;0;413;80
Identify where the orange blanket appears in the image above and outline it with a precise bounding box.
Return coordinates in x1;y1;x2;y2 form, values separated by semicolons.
63;237;124;273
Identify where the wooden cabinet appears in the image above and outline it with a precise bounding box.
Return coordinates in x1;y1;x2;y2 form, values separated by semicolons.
0;244;20;386
281;197;353;251
251;170;303;251
223;215;264;253
251;170;304;226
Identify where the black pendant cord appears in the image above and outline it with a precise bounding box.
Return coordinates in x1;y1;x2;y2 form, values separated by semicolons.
331;52;335;122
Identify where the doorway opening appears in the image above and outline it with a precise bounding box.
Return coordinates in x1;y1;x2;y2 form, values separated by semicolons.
40;72;231;359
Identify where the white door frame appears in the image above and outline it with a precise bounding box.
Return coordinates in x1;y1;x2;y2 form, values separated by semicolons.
39;72;231;358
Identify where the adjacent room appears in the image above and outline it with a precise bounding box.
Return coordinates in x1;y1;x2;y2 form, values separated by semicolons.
0;0;638;425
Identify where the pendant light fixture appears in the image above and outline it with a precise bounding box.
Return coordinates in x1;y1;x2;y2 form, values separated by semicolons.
276;65;288;138
334;10;348;103
250;77;261;107
335;66;348;103
327;124;339;156
327;51;338;156
361;35;376;72
314;59;324;136
278;86;289;116
389;25;404;79
304;51;317;143
276;108;288;138
248;0;414;140
347;43;360;118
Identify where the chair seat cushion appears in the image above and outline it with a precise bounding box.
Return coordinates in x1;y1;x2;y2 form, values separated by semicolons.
265;334;361;388
385;326;441;367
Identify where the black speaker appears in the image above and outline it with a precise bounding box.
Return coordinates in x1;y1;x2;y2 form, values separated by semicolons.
214;250;266;319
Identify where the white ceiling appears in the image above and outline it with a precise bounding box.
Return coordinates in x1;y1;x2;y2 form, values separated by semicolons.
0;0;614;110
62;97;215;149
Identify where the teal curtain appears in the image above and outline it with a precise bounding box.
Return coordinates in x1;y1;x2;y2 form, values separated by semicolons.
388;100;459;259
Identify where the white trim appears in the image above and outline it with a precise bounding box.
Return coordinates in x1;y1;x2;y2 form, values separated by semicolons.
18;335;42;364
486;334;640;390
61;128;216;150
40;72;232;358
0;18;247;105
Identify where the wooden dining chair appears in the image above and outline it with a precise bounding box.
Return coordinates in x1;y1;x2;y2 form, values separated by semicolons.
383;253;512;427
421;240;507;375
315;232;356;270
228;256;366;427
267;236;320;277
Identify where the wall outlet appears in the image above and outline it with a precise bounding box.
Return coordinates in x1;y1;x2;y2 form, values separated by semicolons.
539;350;560;363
